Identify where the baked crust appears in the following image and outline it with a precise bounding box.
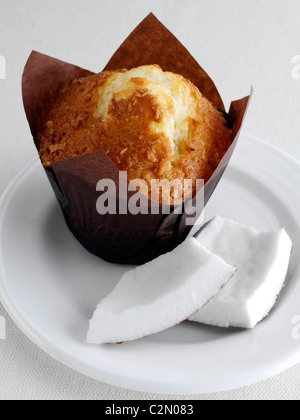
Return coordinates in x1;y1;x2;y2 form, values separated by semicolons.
38;65;231;204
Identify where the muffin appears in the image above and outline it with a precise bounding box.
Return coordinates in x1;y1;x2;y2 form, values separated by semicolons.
38;65;231;205
22;13;251;265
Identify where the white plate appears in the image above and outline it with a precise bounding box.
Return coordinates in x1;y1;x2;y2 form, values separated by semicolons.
0;133;300;395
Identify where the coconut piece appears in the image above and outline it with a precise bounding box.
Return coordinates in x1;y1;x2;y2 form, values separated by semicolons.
87;237;236;344
189;216;293;329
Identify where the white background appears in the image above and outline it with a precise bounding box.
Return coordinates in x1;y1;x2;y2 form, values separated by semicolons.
0;0;299;400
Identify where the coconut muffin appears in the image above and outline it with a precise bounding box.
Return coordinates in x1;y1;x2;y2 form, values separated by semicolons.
38;65;231;204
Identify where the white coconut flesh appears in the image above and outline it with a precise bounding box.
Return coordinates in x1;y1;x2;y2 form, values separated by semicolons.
189;216;293;329
87;237;236;344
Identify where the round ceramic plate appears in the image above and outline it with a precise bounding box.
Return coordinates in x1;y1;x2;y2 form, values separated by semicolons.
0;133;299;395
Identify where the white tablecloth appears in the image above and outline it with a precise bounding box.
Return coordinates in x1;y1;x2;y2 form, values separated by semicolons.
0;0;299;400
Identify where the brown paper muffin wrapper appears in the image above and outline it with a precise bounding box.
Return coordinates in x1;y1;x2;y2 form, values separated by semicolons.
22;13;252;265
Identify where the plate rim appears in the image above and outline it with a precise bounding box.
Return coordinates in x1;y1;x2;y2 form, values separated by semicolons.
0;132;300;395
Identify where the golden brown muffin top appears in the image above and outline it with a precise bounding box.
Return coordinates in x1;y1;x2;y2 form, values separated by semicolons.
38;65;231;204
